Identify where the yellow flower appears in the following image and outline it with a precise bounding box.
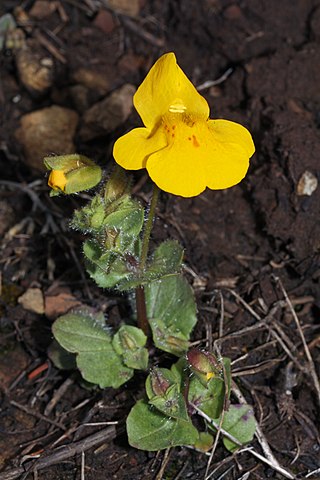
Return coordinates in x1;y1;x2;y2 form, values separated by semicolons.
48;170;67;192
113;52;255;197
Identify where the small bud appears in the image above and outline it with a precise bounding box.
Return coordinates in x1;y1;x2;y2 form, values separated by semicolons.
187;349;222;384
44;154;102;196
104;166;130;203
112;325;148;370
165;334;189;356
149;368;171;397
119;329;138;351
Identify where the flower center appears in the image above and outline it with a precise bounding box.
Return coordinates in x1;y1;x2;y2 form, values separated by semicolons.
162;110;203;149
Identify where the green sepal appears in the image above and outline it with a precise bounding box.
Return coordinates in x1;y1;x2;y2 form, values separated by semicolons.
65;165;102;194
149;384;189;421
145;368;178;399
104;167;130;203
52;311;133;388
145;367;188;421
149;319;190;356
103;195;144;238
72;194;144;241
44;154;96;171
112;325;148;370
72;195;107;232
188;356;231;419
126;399;199;451
188;375;224;420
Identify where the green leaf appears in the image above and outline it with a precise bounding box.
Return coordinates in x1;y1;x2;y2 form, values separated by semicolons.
213;405;256;452
83;240;132;289
112;325;148;370
76;350;133;388
127;400;199;451
145;275;197;355
52;311;133;388
52;311;112;352
47;340;77;370
194;432;214;452
146;240;183;280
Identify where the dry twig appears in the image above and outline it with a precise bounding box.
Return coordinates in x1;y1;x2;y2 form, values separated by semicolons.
275;276;320;408
0;426;118;480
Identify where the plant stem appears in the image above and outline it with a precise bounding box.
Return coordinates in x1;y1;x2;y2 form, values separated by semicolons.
136;184;160;336
136;285;149;337
140;184;160;271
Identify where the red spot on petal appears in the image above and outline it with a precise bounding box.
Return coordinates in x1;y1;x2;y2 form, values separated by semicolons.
192;135;200;147
172;133;175;138
172;125;176;130
188;137;191;141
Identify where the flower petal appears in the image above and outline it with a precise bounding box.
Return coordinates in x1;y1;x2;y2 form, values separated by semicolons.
208;119;255;157
145;121;209;197
134;53;209;129
146;118;254;196
48;170;67;191
205;119;255;189
113;127;167;170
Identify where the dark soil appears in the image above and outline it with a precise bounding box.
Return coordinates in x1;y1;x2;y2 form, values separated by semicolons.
0;1;319;479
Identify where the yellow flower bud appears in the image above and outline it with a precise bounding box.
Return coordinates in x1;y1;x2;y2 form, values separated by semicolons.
48;170;67;192
44;154;102;196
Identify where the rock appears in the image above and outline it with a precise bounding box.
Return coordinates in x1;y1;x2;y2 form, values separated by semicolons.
93;9;116;34
72;68;111;96
29;0;56;19
45;290;82;319
117;52;144;75
15;41;54;96
108;0;142;17
79;83;135;141
15;105;79;171
69;84;90;113
18;287;44;314
223;4;243;20
296;171;318;196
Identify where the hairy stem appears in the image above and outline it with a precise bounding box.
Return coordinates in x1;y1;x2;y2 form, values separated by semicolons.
136;184;160;335
140;184;160;270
